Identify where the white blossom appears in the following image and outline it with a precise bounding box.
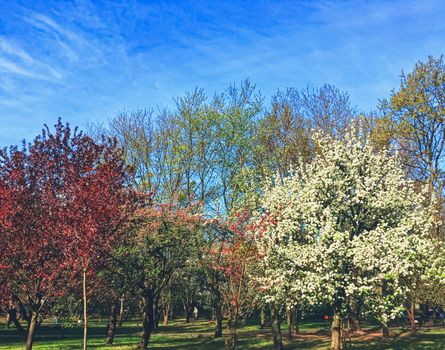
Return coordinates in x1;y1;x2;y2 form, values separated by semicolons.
253;127;444;324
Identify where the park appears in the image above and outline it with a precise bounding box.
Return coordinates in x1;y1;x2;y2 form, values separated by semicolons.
1;1;445;350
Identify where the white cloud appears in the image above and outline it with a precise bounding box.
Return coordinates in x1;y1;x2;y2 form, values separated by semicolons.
0;37;34;63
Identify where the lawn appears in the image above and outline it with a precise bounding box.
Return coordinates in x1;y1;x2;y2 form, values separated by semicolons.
1;318;445;349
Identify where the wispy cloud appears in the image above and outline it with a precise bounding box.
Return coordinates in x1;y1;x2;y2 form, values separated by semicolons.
0;37;34;63
0;0;444;147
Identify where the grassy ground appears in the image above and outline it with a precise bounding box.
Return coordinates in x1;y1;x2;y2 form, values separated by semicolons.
0;317;445;349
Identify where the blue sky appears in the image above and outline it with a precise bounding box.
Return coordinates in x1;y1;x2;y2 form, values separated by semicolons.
0;0;444;147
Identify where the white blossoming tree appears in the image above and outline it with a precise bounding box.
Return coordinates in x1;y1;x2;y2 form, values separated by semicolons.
254;127;442;350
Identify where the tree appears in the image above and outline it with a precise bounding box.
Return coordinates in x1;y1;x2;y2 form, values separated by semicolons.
0;120;133;350
256;88;313;179
254;126;439;350
214;80;263;213
113;200;201;350
380;56;445;240
208;211;257;350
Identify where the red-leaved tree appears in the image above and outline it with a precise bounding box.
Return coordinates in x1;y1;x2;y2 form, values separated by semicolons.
0;120;134;350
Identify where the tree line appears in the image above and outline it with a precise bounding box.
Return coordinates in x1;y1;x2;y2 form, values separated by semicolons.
1;56;445;350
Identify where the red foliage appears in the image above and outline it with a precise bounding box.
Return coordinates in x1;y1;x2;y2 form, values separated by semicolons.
209;210;258;324
0;120;134;310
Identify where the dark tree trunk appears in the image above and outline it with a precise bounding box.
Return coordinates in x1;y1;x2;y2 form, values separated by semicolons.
215;306;223;338
140;289;155;350
7;307;26;340
185;304;191;323
18;301;31;328
224;317;237;350
154;306;162;331
106;302;119;344
382;324;389;339
331;309;341;350
25;312;38;350
271;304;283;350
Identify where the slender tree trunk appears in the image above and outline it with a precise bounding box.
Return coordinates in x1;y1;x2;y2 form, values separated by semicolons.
331;309;341;350
185;304;191;323
118;296;125;327
260;305;266;330
225;317;237;350
287;306;294;340
140;289;154;350
382;324;389;339
215;306;223;338
153;300;161;331
5;312;10;330
83;269;88;350
409;301;416;332
19;301;31;327
294;307;300;335
8;308;26;340
271;304;283;350
163;302;170;325
350;301;362;334
25;312;38;350
106;302;118;344
351;314;361;334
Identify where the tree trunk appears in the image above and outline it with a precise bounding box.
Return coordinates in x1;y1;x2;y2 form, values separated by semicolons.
140;289;155;350
287;306;294;340
408;301;416;332
185;304;191;323
118;296;125;327
215;306;223;338
18;301;31;328
350;314;362;333
224;317;237;350
25;312;38;350
153;301;161;331
106;302;118;344
83;269;88;350
350;302;362;334
271;304;283;350
331;309;341;350
7;308;26;341
260;305;266;330
294;307;300;335
163;303;170;325
382;324;389;339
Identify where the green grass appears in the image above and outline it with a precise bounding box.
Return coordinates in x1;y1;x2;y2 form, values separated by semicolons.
0;318;445;349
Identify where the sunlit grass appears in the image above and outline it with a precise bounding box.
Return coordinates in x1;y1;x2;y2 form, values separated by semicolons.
0;318;444;349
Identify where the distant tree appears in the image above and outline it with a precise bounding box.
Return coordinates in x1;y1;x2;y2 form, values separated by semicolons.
256;88;313;178
381;56;445;239
255;85;357;178
302;84;357;138
214;80;263;213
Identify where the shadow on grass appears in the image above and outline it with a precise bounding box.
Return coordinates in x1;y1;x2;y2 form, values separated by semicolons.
1;319;445;349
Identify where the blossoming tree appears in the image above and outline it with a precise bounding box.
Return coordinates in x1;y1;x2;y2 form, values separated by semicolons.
254;127;441;350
